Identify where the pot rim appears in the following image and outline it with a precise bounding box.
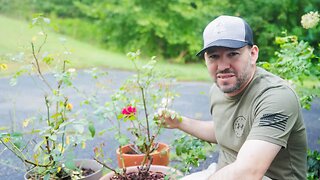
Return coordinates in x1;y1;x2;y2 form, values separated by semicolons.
24;158;103;180
117;142;170;156
99;165;183;180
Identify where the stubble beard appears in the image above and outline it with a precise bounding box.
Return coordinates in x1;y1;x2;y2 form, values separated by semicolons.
215;61;252;94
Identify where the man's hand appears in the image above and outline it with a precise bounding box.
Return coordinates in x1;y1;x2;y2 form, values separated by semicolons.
156;109;217;143
156;108;182;129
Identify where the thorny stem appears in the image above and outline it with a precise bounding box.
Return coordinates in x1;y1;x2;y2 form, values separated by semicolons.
53;60;67;154
0;139;27;163
0;139;52;168
55;60;66;123
45;96;51;129
24;159;53;168
141;85;151;143
141;135;156;166
132;59;151;143
119;146;126;170
44;96;54;162
37;30;47;54
128;144;141;154
59;98;68;156
93;157;122;177
31;42;53;91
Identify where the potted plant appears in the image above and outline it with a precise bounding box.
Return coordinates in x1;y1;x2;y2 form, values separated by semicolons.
93;142;183;180
91;50;182;179
97;50;179;169
0;15;103;179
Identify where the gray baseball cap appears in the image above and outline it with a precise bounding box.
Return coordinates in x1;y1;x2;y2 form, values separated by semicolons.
196;15;253;56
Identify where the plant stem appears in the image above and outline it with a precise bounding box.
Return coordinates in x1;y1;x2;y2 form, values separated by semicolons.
0;139;52;168
37;28;47;54
141;135;156;166
31;42;53;91
24;159;52;168
93;157;121;176
59;98;68;156
45;96;51;128
44;96;54;162
132;58;151;143
140;87;151;143
0;139;26;164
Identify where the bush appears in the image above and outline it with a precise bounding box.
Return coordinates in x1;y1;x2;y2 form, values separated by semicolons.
307;149;320;180
1;0;319;63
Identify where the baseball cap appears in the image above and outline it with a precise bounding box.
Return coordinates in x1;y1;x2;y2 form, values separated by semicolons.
196;15;253;56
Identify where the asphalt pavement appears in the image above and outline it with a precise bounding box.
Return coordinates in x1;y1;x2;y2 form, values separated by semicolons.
0;69;319;179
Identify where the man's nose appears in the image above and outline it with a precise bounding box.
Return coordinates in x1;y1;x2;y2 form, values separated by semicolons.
217;59;230;71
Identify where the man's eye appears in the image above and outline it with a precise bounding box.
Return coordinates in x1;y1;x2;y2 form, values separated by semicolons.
228;52;239;57
209;55;219;59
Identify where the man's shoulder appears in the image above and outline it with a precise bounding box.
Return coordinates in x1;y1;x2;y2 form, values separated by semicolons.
250;67;295;95
246;67;300;107
255;67;284;84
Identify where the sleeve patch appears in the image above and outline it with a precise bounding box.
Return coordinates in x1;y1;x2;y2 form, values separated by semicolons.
258;113;289;131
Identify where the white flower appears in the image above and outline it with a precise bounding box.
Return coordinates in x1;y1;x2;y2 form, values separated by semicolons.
301;11;320;29
160;97;172;108
68;68;76;73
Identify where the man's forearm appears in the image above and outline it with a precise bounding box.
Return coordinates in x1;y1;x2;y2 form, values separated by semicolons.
208;162;263;180
208;140;280;180
178;117;217;143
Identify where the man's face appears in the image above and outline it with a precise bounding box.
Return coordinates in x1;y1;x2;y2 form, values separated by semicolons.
204;45;259;96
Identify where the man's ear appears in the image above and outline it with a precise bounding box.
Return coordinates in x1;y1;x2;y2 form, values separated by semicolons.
250;45;259;64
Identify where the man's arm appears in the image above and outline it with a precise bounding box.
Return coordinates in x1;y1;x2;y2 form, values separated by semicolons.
177;116;217;143
158;110;217;143
209;140;281;180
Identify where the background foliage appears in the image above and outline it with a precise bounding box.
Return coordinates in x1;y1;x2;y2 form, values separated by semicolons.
0;0;319;63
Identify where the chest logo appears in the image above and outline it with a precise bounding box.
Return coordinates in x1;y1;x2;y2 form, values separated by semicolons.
234;116;246;137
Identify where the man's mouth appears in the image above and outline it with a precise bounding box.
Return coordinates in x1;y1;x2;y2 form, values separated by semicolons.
217;73;235;79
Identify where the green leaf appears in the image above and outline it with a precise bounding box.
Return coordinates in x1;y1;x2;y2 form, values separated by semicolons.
176;146;182;156
116;134;129;146
42;56;54;65
11;132;23;137
65;159;76;170
117;114;124;119
43;173;50;180
49;134;57;141
136;138;145;148
98;129;107;136
33;140;44;152
88;122;96;138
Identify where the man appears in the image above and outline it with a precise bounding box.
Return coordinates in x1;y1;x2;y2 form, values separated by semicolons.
159;15;307;179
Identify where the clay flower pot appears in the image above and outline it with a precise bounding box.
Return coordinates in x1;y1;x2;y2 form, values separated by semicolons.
24;159;103;180
117;142;170;168
100;165;182;180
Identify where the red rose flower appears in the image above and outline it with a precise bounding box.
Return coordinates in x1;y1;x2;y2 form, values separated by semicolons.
121;106;137;117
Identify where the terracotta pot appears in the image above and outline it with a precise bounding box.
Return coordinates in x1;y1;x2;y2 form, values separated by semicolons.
24;159;103;180
99;165;182;180
116;142;170;168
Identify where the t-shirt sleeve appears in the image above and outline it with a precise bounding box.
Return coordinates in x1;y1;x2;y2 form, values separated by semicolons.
246;86;300;148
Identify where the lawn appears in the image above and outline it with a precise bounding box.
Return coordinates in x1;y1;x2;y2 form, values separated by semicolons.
0;14;210;82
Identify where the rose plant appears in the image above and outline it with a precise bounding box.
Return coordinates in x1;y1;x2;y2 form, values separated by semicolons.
92;50;180;179
114;50;177;153
0;15;103;179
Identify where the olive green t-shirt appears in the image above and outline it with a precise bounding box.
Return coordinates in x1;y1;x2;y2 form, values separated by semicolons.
210;67;307;179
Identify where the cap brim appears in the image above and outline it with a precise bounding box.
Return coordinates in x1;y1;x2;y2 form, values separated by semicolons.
196;39;248;57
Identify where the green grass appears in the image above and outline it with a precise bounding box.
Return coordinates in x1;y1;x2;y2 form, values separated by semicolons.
0;14;210;82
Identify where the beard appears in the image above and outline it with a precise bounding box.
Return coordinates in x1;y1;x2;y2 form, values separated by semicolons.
215;61;252;94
